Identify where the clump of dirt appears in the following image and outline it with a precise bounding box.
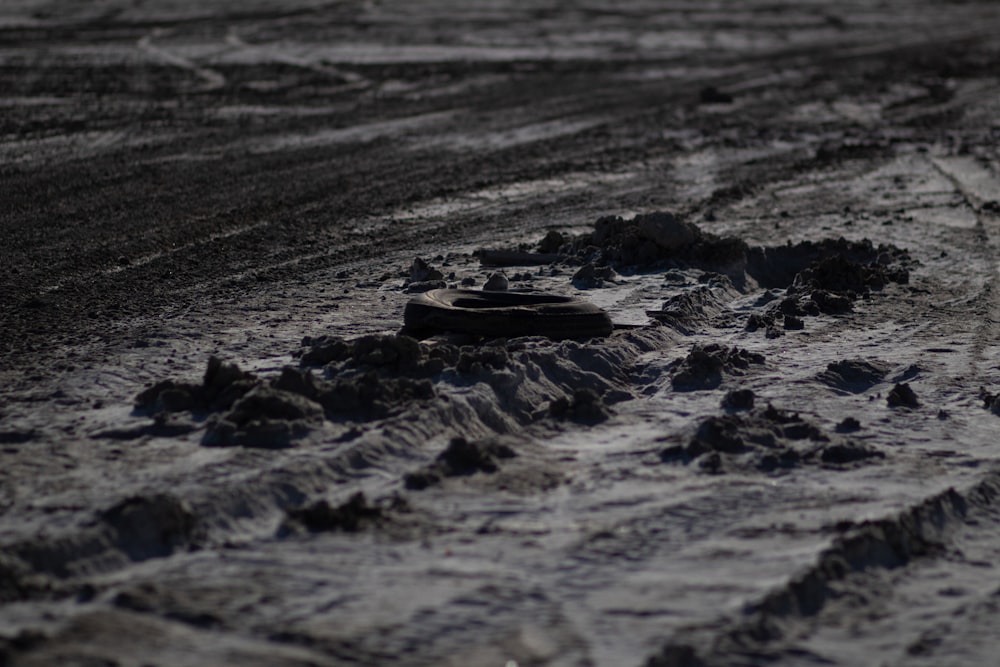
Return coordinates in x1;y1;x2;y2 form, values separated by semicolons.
277;365;436;422
746;238;913;338
549;388;611;424
404;257;446;293
571;262;618;289
836;416;862;433
792;252;906;295
202;386;325;449
297;333;437;376
670;344;766;391
404;437;517;490
887;382;920;408
746;236;910;290
741;238;912;333
566;211;748;280
455;342;509;373
660;405;883;473
279;492;409;535
538;230;567;254
134;356;258;415
980;387;1000;415
291;335;446;420
132;347;438;448
478;212;913;338
722;388;755;410
817;359;892;394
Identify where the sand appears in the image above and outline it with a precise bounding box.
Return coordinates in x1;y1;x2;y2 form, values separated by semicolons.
3;1;1000;665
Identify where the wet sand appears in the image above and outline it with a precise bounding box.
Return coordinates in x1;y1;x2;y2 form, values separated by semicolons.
3;2;1000;665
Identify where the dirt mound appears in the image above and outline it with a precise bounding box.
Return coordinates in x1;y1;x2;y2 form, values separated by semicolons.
297;333;434;375
670;344;766;391
404;437;517;490
202;386;325;449
131;328;655;452
133;351;438;446
566;211;749;281
134;356;258;415
277;365;436;422
297;331;640;426
660;405;883;473
279;492;410;535
737;238;912;336
647;276;740;333
514;212;910;292
746;237;910;290
499;214;912;337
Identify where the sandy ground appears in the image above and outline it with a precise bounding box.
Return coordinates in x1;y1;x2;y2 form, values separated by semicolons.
3;1;1000;665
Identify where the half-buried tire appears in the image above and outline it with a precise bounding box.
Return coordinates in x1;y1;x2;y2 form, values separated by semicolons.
404;289;613;340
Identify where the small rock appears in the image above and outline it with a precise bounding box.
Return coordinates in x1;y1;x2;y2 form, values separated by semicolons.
483;272;509;291
887;382;919;408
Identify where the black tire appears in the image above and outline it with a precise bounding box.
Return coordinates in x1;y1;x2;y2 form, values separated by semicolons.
404;289;613;340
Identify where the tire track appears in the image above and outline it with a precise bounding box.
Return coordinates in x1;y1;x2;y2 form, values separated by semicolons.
136;28;227;90
646;470;1000;667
